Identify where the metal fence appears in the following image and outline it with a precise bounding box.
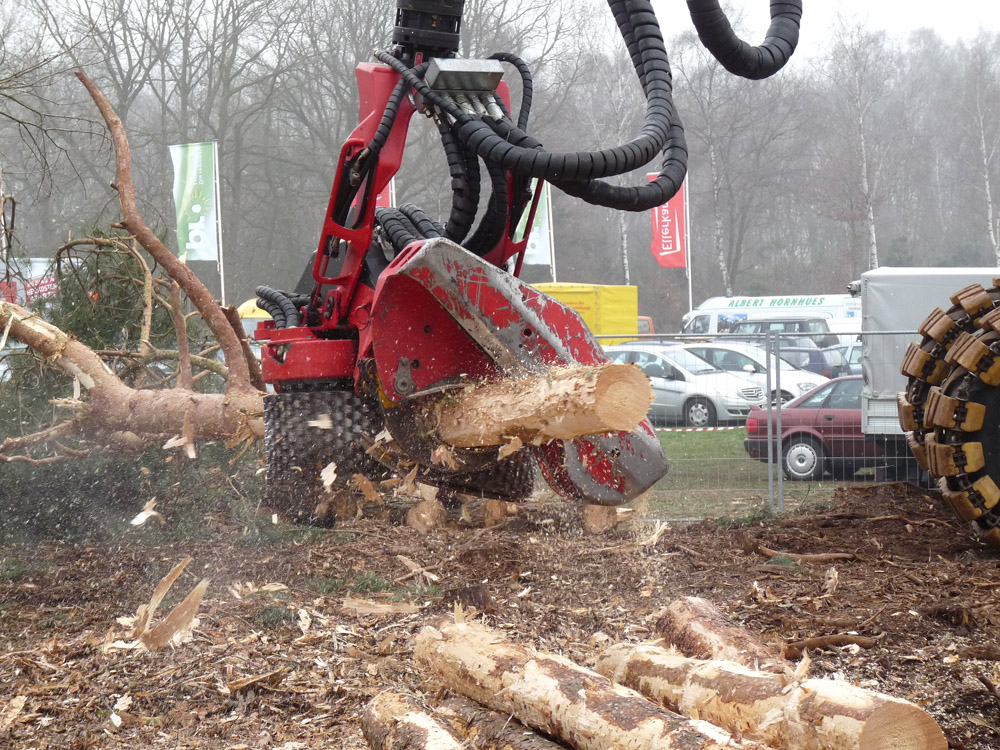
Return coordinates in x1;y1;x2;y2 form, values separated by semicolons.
596;330;923;519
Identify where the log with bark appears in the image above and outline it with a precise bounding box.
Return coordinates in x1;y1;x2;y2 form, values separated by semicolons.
432;362;652;447
596;641;946;750
434;694;567;750
654;596;785;671
0;300;264;446
362;691;465;750
413;618;775;750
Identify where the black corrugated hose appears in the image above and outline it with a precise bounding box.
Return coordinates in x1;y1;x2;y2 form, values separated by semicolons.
373;0;799;212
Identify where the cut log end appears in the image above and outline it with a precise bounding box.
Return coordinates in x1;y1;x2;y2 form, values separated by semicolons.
435;363;652;447
859;701;947;750
593;367;654;432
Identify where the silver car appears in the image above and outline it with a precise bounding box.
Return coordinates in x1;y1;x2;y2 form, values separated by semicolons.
678;341;829;403
604;343;766;427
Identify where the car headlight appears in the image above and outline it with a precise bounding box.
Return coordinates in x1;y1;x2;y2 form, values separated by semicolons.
798;383;816;393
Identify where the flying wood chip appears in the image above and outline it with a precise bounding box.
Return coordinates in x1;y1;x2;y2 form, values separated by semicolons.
130;557;192;638
140;578;209;650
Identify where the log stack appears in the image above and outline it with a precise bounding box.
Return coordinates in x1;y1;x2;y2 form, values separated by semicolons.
360;596;949;750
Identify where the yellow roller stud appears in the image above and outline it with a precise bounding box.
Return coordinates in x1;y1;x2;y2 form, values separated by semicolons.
919;308;959;343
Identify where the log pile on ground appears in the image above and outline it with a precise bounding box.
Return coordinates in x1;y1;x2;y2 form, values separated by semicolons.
361;597;947;750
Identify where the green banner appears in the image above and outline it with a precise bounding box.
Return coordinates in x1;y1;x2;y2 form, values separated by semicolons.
169;142;219;263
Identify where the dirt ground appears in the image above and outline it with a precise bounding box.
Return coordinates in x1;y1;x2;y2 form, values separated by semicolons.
2;482;1000;749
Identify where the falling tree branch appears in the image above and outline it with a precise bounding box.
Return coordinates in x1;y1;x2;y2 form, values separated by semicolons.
0;419;80;458
0;299;263;446
74;71;254;393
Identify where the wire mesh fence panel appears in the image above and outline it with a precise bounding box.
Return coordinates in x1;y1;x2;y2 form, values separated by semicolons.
596;329;924;520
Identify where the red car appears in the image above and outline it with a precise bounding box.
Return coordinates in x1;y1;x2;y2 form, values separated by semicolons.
744;376;910;481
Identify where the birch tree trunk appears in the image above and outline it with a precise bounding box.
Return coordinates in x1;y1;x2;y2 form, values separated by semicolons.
708;142;732;296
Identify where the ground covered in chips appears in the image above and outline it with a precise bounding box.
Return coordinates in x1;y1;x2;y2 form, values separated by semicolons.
2;482;1000;749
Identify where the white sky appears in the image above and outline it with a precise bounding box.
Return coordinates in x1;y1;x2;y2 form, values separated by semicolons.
651;0;999;57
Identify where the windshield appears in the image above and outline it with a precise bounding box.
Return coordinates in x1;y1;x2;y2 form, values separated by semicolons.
662;348;722;374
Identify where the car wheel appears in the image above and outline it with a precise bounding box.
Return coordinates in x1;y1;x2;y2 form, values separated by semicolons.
684;398;717;428
782;437;824;481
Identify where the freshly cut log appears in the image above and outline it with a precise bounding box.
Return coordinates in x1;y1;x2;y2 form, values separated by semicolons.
414;619;774;750
435;695;565;750
595;642;946;750
362;691;464;750
433;363;652;447
655;596;784;671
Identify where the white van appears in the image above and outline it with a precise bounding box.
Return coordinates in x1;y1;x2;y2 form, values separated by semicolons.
681;294;861;340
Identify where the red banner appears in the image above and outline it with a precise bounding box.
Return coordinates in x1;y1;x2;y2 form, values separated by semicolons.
0;280;16;302
648;175;687;268
24;274;58;303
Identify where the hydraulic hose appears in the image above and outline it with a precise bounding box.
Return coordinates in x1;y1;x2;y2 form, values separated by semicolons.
686;0;801;80
255;286;307;329
489;52;533;131
375;0;797;212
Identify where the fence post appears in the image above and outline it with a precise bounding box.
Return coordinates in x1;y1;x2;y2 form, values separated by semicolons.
774;334;784;513
764;332;775;512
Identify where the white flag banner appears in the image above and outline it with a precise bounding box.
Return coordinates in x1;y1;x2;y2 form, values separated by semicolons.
169;142;220;263
518;180;554;267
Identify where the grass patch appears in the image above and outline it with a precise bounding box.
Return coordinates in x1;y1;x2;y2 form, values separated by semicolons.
304;572;395;596
0;557;46;581
392;583;442;602
252;605;298;629
236;524;328;547
0;558;30;581
647;429;854;521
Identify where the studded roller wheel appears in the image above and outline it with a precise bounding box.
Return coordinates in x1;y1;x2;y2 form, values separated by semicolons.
899;280;1000;547
264;387;387;523
440;451;536;501
266;387;536;523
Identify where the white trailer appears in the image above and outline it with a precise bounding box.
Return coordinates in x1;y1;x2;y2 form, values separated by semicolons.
860;266;999;439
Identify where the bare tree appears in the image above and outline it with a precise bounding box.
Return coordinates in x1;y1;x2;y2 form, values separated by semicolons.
815;20;906;272
955;33;1000;263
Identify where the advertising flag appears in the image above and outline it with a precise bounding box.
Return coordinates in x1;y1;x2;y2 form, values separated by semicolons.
516;180;555;272
169;142;220;263
648;174;687;268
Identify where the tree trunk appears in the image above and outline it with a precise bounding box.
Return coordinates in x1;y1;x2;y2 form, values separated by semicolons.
708;142;733;296
413;619;774;750
362;691;465;750
595;642;946;750
435;695;566;750
0;300;264;443
654;596;784;672
433;363;652;447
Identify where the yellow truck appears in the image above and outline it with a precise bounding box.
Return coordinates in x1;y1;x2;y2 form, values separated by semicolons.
532;283;649;344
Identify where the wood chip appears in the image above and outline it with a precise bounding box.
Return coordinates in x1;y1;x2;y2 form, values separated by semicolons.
0;696;26;733
226;669;286;693
131;557;192;638
340;598;420;618
140;578;209;651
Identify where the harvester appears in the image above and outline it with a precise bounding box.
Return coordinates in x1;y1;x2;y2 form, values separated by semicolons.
250;0;802;520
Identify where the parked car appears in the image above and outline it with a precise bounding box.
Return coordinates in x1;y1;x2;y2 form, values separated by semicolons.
744;376;902;481
826;338;862;375
779;344;851;379
679;341;829;403
604;343;766;427
727;317;840;348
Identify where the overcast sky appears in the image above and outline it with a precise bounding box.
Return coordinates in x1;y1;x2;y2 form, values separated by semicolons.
651;0;998;58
